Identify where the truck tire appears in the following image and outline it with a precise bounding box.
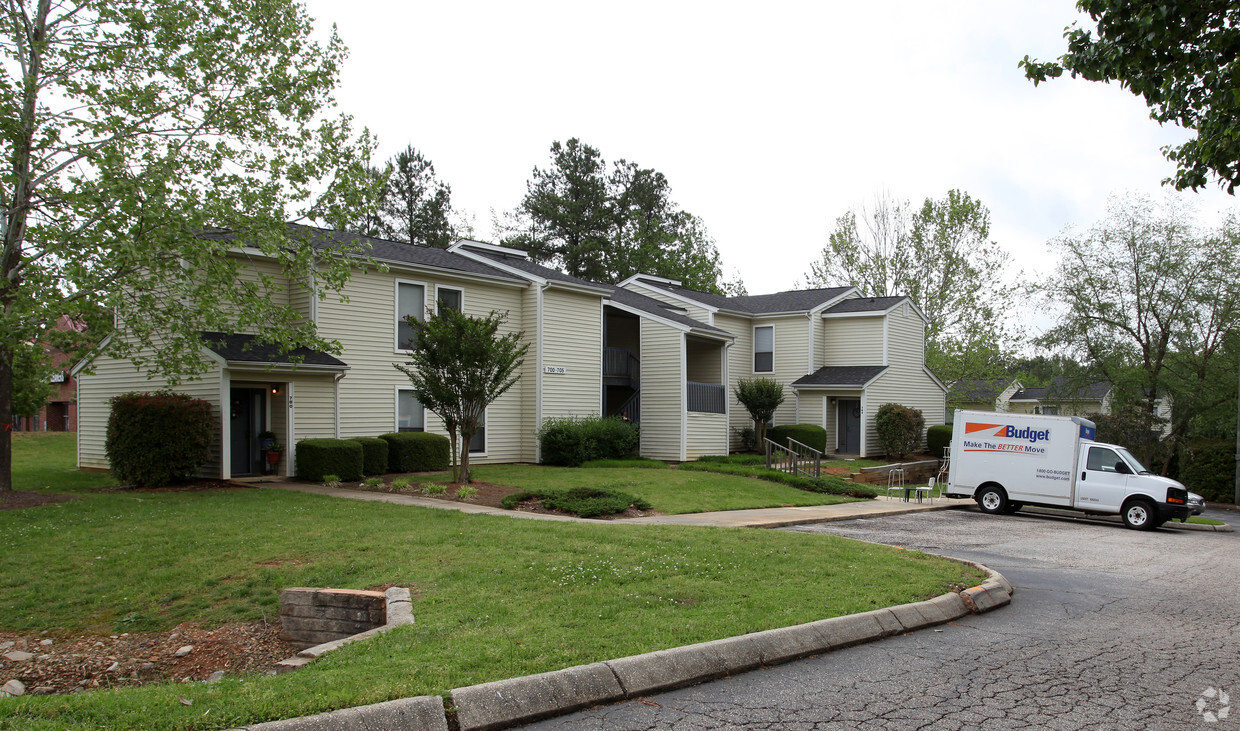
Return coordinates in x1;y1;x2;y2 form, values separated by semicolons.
1122;499;1158;531
977;485;1008;515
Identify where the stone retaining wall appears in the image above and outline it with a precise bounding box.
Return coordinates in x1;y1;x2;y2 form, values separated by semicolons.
279;588;387;650
852;459;940;485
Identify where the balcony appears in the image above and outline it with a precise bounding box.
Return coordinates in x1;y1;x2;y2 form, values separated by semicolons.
687;381;725;414
604;346;640;387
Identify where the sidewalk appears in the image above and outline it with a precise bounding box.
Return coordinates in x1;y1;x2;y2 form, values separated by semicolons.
261;480;972;528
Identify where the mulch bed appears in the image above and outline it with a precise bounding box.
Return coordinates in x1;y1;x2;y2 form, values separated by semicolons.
0;490;76;511
327;478;660;518
0;622;295;696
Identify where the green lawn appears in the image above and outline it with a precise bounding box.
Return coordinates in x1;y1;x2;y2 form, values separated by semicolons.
427;463;865;514
1186;516;1227;526
0;435;983;730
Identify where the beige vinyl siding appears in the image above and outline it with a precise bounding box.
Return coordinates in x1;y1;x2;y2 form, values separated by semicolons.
822;316;884;367
640;321;684;461
287;375;337;441
797;392;827;441
716;313;754;450
232;255;291;308
77;346;224;476
521;284;540;460
815;292;859;368
620;283;712;324
863;304;945;456
289;273;315;325
540;288;603;423
685;412;727;460
769;316;808;427
317;267;530;463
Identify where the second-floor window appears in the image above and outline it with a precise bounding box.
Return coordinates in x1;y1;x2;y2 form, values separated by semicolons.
397;281;425;350
437;286;462;314
754;325;774;372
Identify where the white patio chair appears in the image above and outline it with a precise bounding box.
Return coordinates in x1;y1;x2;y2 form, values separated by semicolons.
886;467;906;500
914;476;936;504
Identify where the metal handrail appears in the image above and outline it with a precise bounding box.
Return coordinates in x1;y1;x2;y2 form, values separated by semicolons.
764;436;823;478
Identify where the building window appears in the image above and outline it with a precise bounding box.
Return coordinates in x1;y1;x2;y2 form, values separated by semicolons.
397;389;425;432
469;409;486;454
396;281;425;350
754;325;774;372
437;286;462;314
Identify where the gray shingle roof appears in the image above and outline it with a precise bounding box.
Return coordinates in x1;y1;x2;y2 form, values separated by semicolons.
201;332;347;368
1011;377;1111;401
792;365;888;387
824;296;909;314
465;247;608;289
603;286;730;335
949;378;1015;402
638;280;854;314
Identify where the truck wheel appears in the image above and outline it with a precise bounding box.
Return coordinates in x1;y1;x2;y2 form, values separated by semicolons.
977;485;1008;515
1122;499;1158;531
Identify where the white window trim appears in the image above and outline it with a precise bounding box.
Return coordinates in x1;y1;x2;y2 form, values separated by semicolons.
394;385;427;433
753;324;774;374
436;284;464;315
468;406;488;457
394;278;429;354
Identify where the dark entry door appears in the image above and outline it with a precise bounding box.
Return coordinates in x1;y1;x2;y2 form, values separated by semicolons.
230;388;266;476
838;399;861;454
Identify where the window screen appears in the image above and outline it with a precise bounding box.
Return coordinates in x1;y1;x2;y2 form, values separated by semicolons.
397;390;424;432
397;282;425;349
754;326;773;372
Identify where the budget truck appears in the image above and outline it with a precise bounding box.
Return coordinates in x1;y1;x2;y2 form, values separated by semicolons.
943;410;1190;530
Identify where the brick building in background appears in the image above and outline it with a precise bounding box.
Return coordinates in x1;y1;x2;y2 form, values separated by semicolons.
11;315;86;432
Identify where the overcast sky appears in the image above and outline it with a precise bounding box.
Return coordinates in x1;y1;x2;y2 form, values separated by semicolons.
301;0;1235;307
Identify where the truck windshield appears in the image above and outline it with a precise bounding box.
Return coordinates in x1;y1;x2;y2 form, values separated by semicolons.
1116;448;1151;475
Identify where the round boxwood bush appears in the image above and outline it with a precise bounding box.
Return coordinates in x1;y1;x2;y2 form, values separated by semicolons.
875;403;925;458
296;439;364;482
766;424;827;453
106;391;214;487
927;424;952;458
349;437;390;476
537;416;639;467
380;432;450;472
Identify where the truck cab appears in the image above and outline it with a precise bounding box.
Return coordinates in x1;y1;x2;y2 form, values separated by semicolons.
1075;441;1190;528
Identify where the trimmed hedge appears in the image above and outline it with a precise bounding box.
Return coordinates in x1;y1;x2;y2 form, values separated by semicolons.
767;424;827;453
349;437;390;476
296;439;363;482
1180;440;1235;503
875;403;925;458
927;425;952;458
380;432;451;472
106;391;214;487
537;416;640;467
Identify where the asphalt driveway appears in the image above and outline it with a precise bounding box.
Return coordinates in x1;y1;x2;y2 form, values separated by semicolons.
524;508;1240;729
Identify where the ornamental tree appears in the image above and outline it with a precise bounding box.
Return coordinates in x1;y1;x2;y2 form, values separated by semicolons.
734;377;785;447
0;0;378;491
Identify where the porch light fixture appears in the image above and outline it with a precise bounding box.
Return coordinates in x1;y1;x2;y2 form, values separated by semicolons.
271;385;281;396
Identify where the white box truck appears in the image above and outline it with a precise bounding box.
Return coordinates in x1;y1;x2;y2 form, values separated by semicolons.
943;410;1190;530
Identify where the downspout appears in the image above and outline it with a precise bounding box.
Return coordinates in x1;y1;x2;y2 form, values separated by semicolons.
334;372;345;438
536;282;548;463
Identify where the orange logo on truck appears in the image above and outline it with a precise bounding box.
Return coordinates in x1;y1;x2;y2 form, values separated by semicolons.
964;422;1003;435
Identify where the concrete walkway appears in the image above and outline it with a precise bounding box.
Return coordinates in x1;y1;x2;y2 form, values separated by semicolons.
260;480;972;528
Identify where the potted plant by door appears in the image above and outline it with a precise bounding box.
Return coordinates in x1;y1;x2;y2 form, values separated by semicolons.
257;430;276;451
265;443;285;469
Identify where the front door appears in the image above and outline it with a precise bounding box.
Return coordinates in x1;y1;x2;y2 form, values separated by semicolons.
230;388;266;476
838;399;861;454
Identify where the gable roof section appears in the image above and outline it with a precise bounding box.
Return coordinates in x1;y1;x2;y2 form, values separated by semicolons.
1010;377;1110;402
792;365;888;388
638;280;854;315
202;332;348;369
458;247;611;293
603;286;731;337
824;296;909;314
949;378;1017;402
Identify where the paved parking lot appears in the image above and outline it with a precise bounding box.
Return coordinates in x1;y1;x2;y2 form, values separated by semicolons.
525;508;1240;729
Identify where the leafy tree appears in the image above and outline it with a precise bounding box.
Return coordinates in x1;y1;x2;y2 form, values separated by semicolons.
806;190;1016;383
394;308;527;483
11;343;54;419
324;164;388;238
1036;195;1240;470
0;0;377;491
380;145;455;248
506;138;728;291
1021;1;1240;193
734;378;785;447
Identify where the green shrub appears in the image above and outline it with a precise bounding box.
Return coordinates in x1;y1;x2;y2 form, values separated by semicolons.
537;416;640;467
105;391;214;487
767;424;827;453
677;461;877;498
697;454;766;465
322;474;341;488
296;439;363;482
391;477;413;489
875;403;925;458
348;437;389;475
582;457;667;469
1180;440;1235;503
380;432;450;472
927;425;952;458
500;486;652;518
362;476;383;487
456;485;478;501
734;426;756;452
424;482;448;495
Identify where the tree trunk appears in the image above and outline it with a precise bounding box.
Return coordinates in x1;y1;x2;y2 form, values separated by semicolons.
0;344;12;491
448;428;459;484
458;425;474;484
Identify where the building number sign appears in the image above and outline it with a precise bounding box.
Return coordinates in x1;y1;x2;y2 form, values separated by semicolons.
544;366;567;374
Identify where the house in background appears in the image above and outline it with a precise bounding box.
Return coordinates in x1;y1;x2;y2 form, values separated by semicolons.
13;315;87;433
1006;377;1173;436
947;378;1023;416
74;228;945;476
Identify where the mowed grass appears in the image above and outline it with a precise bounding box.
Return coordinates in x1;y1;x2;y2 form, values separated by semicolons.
0;435;983;730
10;432;117;493
451;464;863;513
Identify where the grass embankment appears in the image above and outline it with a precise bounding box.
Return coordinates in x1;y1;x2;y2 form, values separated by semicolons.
0;435;982;730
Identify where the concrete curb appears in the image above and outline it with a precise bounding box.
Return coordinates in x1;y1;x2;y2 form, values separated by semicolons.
740;501;965;528
1016;506;1234;533
273;587;414;674
232;563;1012;731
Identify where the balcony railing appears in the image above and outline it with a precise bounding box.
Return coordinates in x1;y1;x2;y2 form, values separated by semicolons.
687;381;725;414
604;347;639;386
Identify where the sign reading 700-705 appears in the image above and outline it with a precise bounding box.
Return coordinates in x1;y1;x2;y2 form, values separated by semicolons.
544;366;567;374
